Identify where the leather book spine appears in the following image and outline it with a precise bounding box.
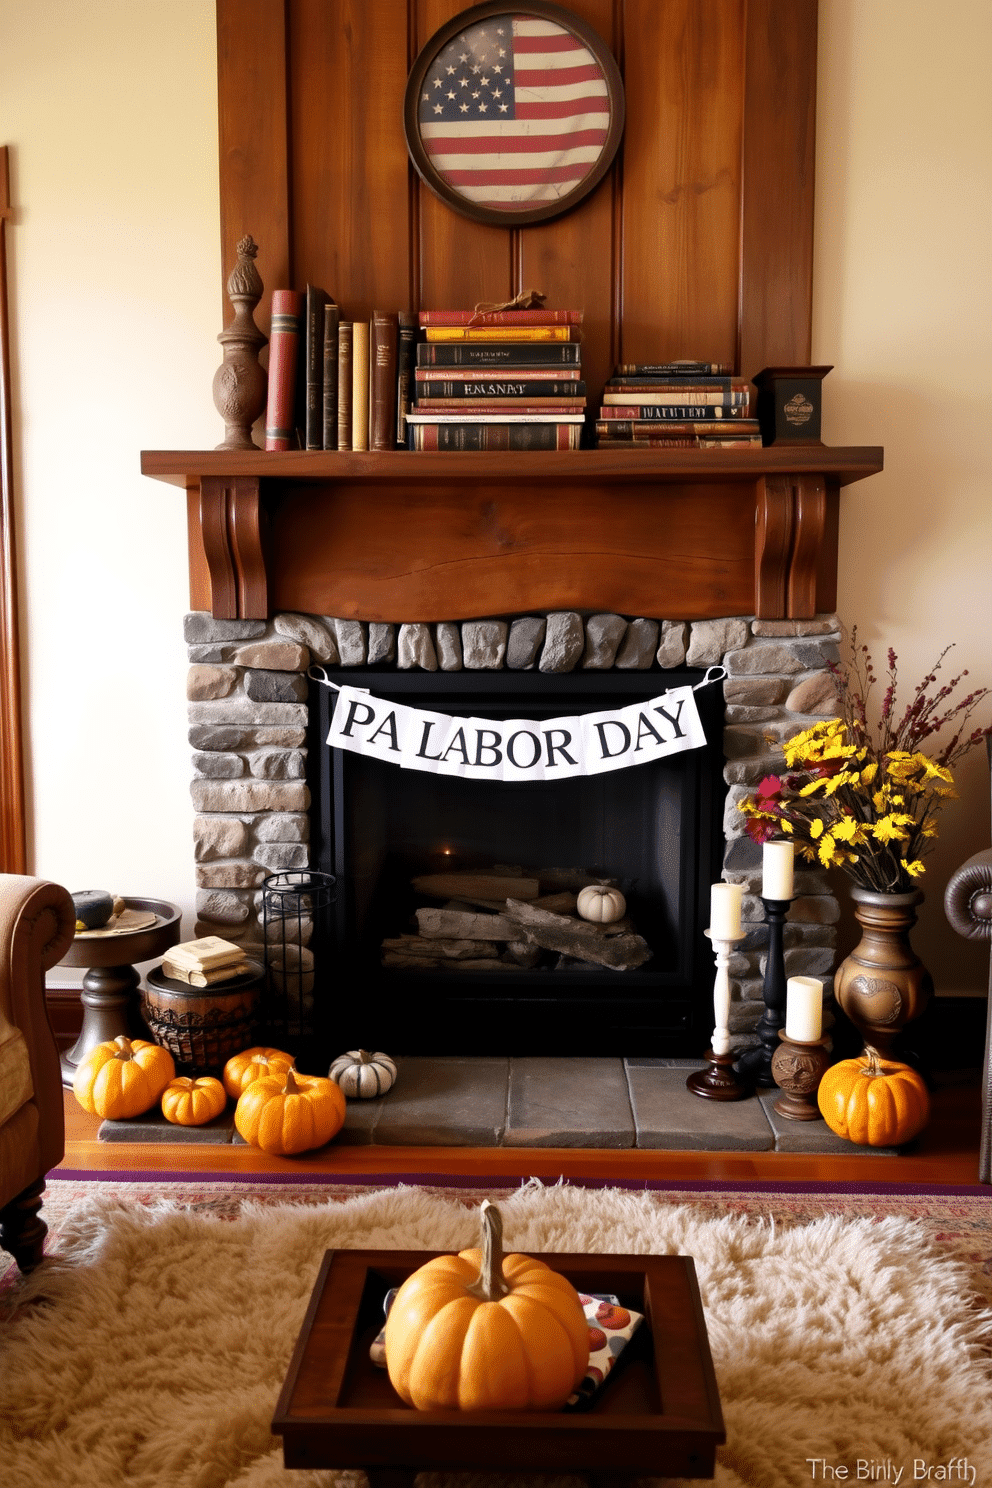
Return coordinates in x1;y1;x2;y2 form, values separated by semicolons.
322;300;340;448
369;310;398;452
395;310;417;448
351;321;370;451
304;285;330;449
264;289;305;450
337;321;353;450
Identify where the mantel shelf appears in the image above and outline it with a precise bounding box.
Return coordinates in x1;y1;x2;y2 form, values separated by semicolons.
141;445;883;626
141;445;883;490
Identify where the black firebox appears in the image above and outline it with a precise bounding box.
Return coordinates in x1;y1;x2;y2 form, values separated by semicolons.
309;667;726;1057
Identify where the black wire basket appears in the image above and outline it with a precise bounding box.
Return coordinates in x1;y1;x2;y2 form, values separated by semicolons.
261;870;336;1068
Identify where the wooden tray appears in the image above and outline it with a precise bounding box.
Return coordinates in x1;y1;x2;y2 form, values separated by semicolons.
272;1249;725;1482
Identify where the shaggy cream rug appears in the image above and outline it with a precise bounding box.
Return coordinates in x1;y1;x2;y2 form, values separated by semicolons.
1;1182;990;1488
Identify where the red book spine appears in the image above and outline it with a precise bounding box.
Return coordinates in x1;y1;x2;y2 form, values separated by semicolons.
264;290;305;450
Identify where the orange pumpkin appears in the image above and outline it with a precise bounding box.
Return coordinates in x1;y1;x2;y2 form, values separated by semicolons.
817;1045;930;1146
161;1076;228;1126
233;1067;346;1154
384;1200;590;1412
222;1045;295;1099
72;1036;176;1119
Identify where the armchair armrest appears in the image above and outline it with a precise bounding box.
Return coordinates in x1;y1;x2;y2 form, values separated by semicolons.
944;848;992;944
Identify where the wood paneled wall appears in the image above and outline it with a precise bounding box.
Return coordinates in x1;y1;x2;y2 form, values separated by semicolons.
216;0;817;402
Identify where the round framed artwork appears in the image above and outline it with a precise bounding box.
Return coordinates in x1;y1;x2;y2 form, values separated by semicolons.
404;1;625;227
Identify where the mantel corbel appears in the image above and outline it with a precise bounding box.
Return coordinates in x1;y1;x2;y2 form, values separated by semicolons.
755;471;833;621
195;474;268;620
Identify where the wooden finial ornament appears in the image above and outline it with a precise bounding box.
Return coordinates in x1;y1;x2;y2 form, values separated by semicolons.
212;235;268;450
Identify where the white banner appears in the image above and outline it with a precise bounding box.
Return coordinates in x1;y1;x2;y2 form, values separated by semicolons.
319;672;720;782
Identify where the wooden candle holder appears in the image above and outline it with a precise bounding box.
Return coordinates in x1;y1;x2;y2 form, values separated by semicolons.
770;1028;832;1120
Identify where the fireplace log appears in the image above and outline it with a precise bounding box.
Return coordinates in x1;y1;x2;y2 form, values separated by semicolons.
505;941;544;967
415;908;519;941
382;951;526;971
530;891;578;915
382;935;498;960
411;872;540;901
503;899;652;971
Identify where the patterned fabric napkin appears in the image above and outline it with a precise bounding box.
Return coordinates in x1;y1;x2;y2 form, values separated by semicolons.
370;1289;643;1411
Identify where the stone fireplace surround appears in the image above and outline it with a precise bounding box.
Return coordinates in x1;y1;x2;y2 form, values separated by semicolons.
185;608;842;1055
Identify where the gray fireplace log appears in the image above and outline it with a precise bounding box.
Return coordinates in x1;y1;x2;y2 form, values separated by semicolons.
503;899;652;971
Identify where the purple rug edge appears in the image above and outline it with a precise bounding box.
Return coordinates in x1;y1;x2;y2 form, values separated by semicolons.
47;1169;992;1198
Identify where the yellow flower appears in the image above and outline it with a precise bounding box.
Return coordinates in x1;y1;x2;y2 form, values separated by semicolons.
832;816;863;843
901;858;926;878
809;818;824;840
817;833;839;865
920;757;954;784
871;814;913;844
861;762;879;783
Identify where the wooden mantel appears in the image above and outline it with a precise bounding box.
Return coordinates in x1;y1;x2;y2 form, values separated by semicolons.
141;446;882;625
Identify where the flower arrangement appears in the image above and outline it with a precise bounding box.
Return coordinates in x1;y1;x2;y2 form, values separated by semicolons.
738;631;991;893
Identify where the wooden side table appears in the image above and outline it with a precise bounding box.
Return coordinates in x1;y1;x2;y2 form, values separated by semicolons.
57;897;182;1088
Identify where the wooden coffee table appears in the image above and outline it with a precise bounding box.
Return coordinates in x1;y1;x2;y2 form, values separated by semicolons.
272;1249;725;1484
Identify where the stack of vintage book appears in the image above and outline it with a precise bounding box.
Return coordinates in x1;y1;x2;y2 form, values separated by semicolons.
593;361;762;448
406;307;586;450
263;287;408;453
161;936;253;987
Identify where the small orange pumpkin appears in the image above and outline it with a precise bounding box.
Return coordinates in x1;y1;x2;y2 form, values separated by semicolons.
72;1036;176;1119
817;1045;930;1146
222;1045;295;1099
161;1076;228;1126
384;1200;590;1412
234;1067;346;1155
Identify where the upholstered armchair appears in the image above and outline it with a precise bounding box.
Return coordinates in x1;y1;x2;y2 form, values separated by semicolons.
0;875;76;1270
944;741;992;1185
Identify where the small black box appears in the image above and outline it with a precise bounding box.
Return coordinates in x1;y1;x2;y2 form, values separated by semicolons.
752;366;832;445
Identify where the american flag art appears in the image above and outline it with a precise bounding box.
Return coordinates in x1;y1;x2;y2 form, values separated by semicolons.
417;14;613;208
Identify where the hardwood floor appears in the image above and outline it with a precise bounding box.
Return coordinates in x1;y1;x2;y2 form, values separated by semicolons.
59;1085;986;1187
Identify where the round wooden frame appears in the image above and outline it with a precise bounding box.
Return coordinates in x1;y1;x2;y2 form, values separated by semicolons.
404;1;625;228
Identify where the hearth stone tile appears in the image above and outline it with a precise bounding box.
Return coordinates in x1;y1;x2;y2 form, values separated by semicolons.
371;1057;509;1146
626;1064;775;1150
335;1094;385;1145
757;1091;900;1154
505;1057;634;1147
97;1108;237;1143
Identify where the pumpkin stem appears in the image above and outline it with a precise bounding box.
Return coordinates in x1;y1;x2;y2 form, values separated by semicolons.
112;1036;135;1061
283;1067;301;1094
469;1200;510;1302
358;1050;372;1064
860;1045;883;1077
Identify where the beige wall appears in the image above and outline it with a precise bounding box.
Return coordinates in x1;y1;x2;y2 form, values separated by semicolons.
2;1;990;993
815;0;992;992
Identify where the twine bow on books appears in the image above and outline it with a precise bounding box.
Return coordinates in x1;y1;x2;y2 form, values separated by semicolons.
467;289;547;325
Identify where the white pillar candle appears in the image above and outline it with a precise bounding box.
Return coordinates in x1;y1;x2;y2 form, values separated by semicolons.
762;839;795;900
710;882;743;940
785;976;823;1042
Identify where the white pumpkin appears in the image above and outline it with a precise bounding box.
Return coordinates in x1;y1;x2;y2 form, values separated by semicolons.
328;1049;397;1098
576;884;627;924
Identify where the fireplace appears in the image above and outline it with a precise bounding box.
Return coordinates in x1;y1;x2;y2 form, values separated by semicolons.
186;606;843;1070
308;667;726;1057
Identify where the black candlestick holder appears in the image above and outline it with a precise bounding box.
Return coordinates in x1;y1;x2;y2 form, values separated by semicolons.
736;895;791;1088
